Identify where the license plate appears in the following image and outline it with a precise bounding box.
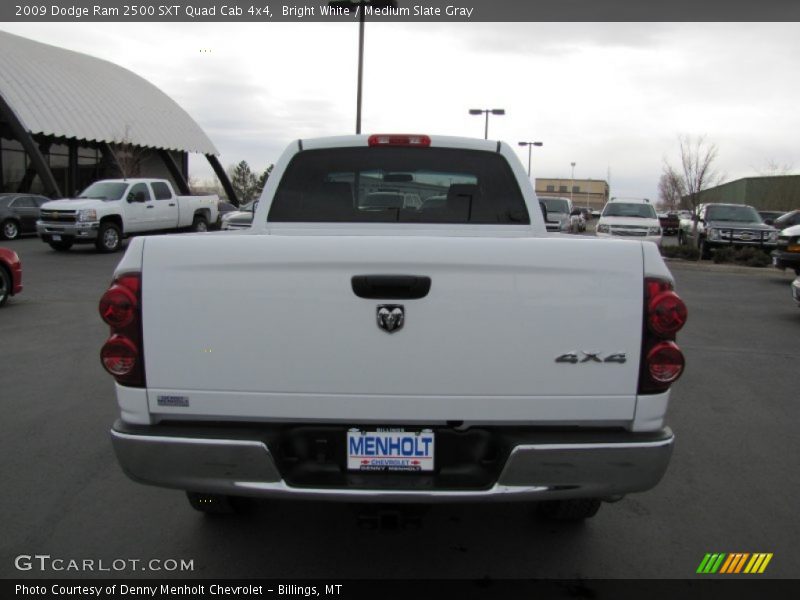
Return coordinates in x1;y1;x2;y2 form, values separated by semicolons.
347;429;434;472
52;235;61;241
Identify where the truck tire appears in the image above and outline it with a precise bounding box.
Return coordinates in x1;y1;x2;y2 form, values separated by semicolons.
1;219;20;240
96;222;122;253
48;240;73;251
191;215;208;232
537;498;602;521
186;492;239;515
0;266;10;306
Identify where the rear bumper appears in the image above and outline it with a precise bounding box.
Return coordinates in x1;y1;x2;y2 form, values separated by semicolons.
110;421;674;502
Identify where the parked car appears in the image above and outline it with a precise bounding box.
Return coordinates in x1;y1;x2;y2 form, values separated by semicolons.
758;210;786;226
37;179;218;253
596;198;662;246
679;203;778;259
569;208;586;232
0;246;22;307
772;209;800;231
215;201;238;229
658;212;680;236
101;133;686;520
772;223;800;275
220;200;256;230
537;196;572;232
0;193;51;240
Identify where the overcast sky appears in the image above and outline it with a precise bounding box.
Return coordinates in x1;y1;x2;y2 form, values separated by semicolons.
2;22;799;201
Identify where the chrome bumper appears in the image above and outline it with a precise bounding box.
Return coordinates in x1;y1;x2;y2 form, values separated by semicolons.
111;423;674;503
37;221;99;239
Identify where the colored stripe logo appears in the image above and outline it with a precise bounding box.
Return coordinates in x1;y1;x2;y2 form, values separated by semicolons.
697;553;773;574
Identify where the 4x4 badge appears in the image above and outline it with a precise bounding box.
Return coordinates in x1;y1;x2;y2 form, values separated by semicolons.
377;305;404;333
556;352;627;364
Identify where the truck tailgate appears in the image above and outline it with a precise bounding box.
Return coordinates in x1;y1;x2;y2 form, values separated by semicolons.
141;234;645;424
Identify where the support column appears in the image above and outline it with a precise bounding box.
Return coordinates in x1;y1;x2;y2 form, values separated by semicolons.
158;149;190;195
0;94;61;198
206;153;238;206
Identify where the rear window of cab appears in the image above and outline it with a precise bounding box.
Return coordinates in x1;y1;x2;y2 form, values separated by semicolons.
267;147;529;224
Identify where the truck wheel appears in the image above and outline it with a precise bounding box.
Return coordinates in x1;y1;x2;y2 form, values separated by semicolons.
191;215;208;232
537;498;602;521
1;219;20;240
186;492;239;515
48;240;73;251
96;222;122;253
0;266;10;306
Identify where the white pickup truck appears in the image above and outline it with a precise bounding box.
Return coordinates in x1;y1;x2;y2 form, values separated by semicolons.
37;178;218;252
100;135;687;521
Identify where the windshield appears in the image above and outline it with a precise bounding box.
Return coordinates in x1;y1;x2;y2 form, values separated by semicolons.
539;198;570;214
706;205;761;222
77;182;128;201
603;203;657;218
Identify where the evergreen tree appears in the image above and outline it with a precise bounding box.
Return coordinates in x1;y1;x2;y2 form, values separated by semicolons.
229;160;258;206
256;165;274;196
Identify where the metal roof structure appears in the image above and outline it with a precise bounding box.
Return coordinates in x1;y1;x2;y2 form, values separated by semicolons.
0;30;218;155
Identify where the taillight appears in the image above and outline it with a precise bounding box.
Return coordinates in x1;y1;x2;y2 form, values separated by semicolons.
646;341;685;383
99;272;144;387
639;277;687;394
647;291;688;337
368;134;431;147
101;335;138;376
99;284;137;327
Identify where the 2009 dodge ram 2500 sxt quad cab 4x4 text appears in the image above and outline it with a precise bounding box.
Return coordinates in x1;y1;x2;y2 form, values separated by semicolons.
100;134;687;521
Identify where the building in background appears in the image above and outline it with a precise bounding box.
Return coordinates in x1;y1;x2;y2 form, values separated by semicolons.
535;177;609;211
693;176;800;211
0;31;237;203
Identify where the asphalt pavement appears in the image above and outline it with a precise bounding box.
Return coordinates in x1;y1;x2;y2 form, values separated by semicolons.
1;235;798;580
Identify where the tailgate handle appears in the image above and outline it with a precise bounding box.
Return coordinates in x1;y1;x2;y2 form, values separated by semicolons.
351;275;431;300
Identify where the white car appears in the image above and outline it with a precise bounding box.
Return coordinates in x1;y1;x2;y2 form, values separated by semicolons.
538;196;572;232
595;198;662;246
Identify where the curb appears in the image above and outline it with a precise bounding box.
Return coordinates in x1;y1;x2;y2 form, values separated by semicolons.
664;257;797;278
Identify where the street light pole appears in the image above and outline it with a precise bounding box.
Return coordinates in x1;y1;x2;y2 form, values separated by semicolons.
469;108;505;139
518;141;544;178
355;7;365;134
331;0;398;134
570;161;576;204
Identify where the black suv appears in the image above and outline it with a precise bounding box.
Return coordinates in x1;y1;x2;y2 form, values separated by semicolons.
680;203;779;259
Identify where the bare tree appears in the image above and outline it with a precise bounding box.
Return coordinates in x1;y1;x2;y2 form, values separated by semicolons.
755;159;793;177
657;165;685;211
675;134;722;214
110;125;147;178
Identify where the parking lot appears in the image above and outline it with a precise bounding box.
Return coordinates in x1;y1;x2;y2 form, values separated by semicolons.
1;235;798;579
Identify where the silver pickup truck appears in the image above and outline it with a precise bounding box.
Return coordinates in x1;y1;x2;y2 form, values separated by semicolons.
100;134;687;521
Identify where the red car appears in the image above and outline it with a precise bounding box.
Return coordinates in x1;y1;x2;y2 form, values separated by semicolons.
0;246;22;306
